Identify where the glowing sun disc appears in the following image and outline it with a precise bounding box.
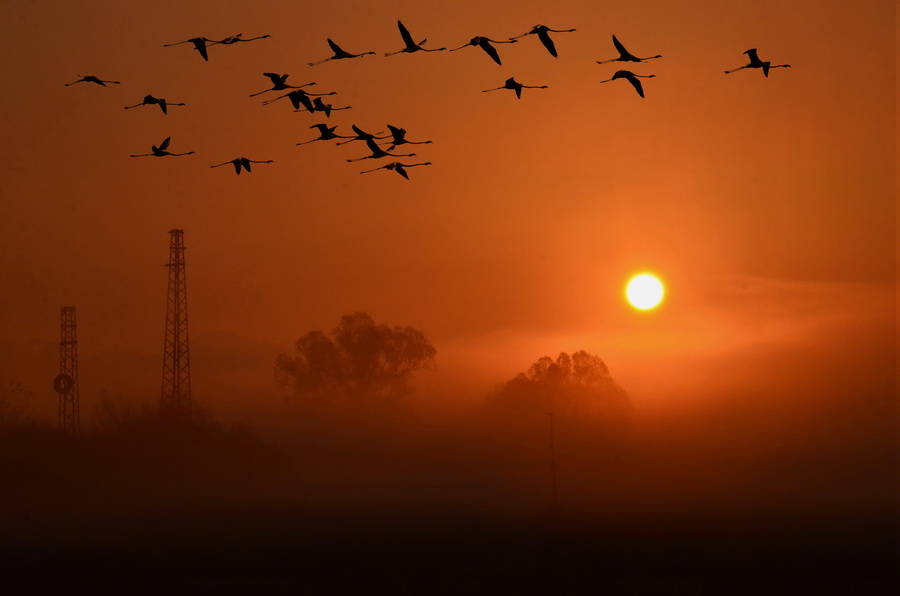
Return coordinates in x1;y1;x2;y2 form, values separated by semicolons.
626;274;665;310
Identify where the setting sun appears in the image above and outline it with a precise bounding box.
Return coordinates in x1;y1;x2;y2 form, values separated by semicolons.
626;273;665;310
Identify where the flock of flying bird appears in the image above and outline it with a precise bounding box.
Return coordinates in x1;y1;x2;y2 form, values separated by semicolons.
65;21;791;180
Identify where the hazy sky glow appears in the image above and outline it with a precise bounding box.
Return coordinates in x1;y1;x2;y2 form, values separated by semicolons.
0;2;896;586
0;0;894;427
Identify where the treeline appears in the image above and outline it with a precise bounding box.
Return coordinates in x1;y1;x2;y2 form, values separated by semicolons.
1;313;634;521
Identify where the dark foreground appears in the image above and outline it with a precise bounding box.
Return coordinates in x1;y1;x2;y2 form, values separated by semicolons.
2;503;896;593
1;417;896;592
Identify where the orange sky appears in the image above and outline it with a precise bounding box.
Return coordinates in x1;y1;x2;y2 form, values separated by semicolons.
0;1;895;428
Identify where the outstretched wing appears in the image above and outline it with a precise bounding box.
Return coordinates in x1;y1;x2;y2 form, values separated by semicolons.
479;39;502;65
191;38;209;61
240;158;251;173
395;164;409;180
263;72;285;85
289;91;313;112
327;38;344;54
627;75;645;98
397;20;415;47
612;35;628;56
159;136;171;150
537;29;558;57
364;136;381;154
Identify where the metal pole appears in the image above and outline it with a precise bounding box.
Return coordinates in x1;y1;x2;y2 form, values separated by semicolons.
548;412;557;506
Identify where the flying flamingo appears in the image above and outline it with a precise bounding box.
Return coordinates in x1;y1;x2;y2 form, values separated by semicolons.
599;70;655;98
385;20;446;56
335;125;391;146
596;35;662;64
449;36;518;65
311;96;351;118
359;161;432;180
209;33;270;45
509;24;575;58
482;77;548;99
261;88;335;112
124;94;185;115
210;157;273;175
347;137;416;162
385;125;432;150
163;37;214;61
296;124;356;145
129;136;194;157
249;73;317;97
64;75;120;87
309;38;376;65
725;48;791;77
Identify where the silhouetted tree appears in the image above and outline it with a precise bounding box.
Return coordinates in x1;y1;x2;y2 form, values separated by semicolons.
487;350;629;419
274;312;436;409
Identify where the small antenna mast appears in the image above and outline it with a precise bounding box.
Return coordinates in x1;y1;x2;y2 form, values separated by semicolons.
548;412;558;506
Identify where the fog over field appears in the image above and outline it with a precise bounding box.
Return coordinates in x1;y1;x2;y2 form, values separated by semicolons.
1;0;894;590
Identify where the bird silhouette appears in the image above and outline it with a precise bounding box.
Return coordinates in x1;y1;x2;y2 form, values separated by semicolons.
449;36;517;65
64;75;120;87
209;33;270;45
124;94;185;115
129;136;194;157
509;24;575;58
359;161;432;180
725;48;791;77
335;125;391;146
385;20;446;56
309;38;377;65
311;96;351;118
599;70;655;98
385;125;432;150
249;73;316;97
482;77;548;99
296;124;356;145
262;88;335;112
347;137;416;162
596;35;662;64
163;37;213;61
210;157;273;174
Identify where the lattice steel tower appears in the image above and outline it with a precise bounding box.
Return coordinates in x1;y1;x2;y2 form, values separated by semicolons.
56;306;80;432
160;229;192;414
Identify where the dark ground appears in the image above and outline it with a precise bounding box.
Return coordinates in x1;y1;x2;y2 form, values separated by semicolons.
1;416;896;593
2;504;896;593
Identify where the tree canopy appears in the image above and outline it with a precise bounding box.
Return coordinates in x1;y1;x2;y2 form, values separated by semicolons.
487;350;629;419
274;312;436;409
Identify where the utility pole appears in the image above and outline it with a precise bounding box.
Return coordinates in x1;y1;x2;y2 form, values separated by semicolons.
160;229;192;415
548;412;558;506
55;306;80;432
